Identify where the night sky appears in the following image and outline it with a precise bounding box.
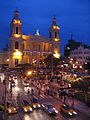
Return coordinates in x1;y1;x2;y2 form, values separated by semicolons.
0;0;90;55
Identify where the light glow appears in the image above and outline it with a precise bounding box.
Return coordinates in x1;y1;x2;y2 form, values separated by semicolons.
27;71;32;76
13;50;22;59
53;26;60;30
13;20;21;25
53;51;60;58
14;34;21;38
54;38;59;41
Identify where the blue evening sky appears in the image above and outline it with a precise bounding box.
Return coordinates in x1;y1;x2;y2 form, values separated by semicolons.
0;0;90;55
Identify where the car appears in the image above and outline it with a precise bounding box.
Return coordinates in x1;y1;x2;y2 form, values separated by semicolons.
31;97;41;109
20;100;32;112
7;102;17;114
60;104;77;116
42;102;58;115
23;81;29;87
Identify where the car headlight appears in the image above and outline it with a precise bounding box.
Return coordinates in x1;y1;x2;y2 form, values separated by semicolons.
14;108;16;110
30;108;32;111
73;111;77;115
42;104;45;107
68;112;72;116
49;111;51;114
53;107;56;110
33;105;36;108
55;110;58;113
38;104;41;107
24;108;27;112
9;109;11;113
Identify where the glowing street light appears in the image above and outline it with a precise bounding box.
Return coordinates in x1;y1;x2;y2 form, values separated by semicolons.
27;71;32;76
53;51;60;59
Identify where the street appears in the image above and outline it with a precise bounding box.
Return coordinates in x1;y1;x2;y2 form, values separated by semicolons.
0;78;90;120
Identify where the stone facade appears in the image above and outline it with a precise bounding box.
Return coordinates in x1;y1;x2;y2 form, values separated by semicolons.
0;10;60;68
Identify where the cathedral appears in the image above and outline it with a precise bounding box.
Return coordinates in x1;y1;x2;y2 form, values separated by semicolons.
0;10;60;68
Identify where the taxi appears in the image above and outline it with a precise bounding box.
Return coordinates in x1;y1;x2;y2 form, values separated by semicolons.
7;102;17;114
21;100;32;112
60;104;77;116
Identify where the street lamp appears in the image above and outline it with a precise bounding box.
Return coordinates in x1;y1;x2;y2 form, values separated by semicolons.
27;71;32;76
51;51;60;77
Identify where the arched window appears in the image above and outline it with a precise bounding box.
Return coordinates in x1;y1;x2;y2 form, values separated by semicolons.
33;44;36;51
16;27;18;34
39;44;41;51
22;43;24;50
15;41;19;49
55;32;57;38
44;44;46;51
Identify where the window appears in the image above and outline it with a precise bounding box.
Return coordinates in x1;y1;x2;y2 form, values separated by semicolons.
22;43;24;50
44;44;46;51
33;44;36;51
16;27;18;34
15;41;19;49
15;59;18;66
39;44;41;51
55;32;57;38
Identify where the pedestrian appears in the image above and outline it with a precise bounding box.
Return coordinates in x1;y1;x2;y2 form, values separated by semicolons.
28;88;30;94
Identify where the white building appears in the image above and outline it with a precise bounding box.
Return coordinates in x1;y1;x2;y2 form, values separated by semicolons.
70;45;90;64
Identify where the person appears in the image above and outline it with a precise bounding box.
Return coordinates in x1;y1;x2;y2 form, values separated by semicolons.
28;88;30;94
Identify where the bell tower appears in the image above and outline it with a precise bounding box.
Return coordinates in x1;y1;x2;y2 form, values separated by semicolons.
49;17;60;58
10;10;22;37
9;10;22;68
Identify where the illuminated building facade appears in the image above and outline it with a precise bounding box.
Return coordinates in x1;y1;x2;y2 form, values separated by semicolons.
0;10;60;68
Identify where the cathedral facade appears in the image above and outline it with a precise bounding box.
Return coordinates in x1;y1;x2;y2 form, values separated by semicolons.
0;10;60;68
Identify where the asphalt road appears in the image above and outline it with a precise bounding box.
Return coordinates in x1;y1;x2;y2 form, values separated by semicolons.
0;78;90;120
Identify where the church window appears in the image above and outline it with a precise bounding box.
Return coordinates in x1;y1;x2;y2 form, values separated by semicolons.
33;44;36;51
15;41;19;49
39;44;41;51
16;27;18;34
22;43;24;50
55;32;57;38
44;44;46;51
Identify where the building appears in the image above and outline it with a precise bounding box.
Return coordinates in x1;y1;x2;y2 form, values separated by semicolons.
70;45;90;64
64;34;82;58
0;10;60;68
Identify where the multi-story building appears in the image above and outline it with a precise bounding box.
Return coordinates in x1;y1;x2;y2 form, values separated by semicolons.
64;38;81;58
64;37;90;64
0;10;60;68
70;45;90;64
